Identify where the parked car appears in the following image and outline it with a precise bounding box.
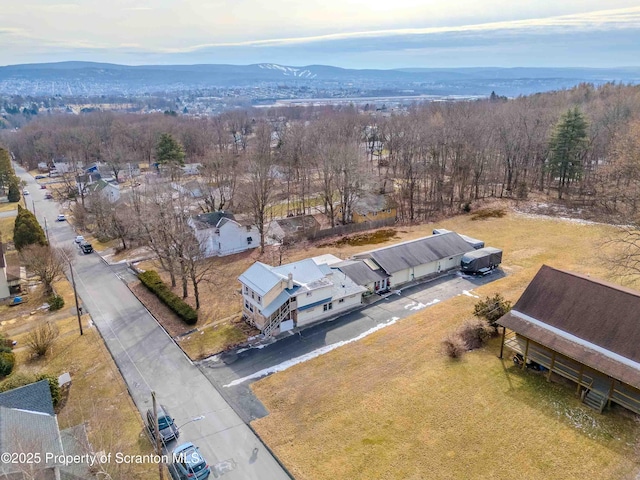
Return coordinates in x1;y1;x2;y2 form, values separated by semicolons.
56;214;66;222
74;235;85;244
172;443;210;479
40;184;46;189
80;243;93;254
22;189;29;195
35;174;46;179
44;192;53;199
146;405;180;443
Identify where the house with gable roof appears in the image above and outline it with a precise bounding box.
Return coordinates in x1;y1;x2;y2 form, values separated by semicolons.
498;265;640;415
188;211;260;258
238;255;365;336
0;380;94;479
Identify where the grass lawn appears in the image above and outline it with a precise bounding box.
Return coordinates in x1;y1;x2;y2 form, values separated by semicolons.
1;288;155;479
251;209;640;480
0;201;18;213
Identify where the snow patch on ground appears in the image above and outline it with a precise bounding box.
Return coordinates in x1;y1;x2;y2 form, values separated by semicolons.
223;317;400;387
462;290;480;298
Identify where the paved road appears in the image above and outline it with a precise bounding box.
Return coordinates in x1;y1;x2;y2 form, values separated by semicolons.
200;267;504;421
14;165;290;480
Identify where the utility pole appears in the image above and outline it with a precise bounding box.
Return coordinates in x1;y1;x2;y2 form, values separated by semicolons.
68;261;83;335
152;391;165;480
32;199;36;216
44;217;49;243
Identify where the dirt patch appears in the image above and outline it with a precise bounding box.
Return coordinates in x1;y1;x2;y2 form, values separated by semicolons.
471;207;507;220
318;228;400;248
129;281;193;337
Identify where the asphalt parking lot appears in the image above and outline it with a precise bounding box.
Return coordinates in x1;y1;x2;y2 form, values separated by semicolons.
199;269;505;422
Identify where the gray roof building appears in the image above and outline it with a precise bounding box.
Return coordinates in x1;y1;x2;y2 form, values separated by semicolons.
190;211;236;230
333;259;390;286
353;231;473;275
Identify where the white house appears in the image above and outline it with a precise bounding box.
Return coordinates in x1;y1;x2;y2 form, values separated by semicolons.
352;231;474;289
188;211;259;258
0;244;11;300
86;179;121;203
238;255;365;336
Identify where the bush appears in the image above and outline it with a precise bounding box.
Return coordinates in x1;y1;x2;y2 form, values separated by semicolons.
7;178;20;202
0;351;15;377
48;294;65;311
37;373;61;407
462;202;472;213
139;270;198;325
474;293;512;330
457;318;494;350
26;321;59;357
441;333;466;359
471;208;506;221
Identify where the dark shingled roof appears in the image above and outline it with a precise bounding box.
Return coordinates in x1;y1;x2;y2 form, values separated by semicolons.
498;265;640;389
353;231;472;275
333;259;389;286
0;379;55;415
190;211;235;230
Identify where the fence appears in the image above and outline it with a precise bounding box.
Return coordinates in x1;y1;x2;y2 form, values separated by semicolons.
308;217;396;241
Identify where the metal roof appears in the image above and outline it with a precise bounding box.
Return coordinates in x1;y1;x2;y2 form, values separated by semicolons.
433;229;484;249
260;286;300;318
334;260;389;286
238;262;284;296
354;231;472;275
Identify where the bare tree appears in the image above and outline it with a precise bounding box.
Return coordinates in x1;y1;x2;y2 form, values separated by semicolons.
26;321;59;357
20;245;72;294
247;121;276;252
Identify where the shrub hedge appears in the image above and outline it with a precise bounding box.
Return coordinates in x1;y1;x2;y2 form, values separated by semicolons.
48;294;65;311
0;351;15;377
139;270;198;325
0;373;60;407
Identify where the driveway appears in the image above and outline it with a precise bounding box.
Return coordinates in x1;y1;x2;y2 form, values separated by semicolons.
199;270;504;422
14;164;291;480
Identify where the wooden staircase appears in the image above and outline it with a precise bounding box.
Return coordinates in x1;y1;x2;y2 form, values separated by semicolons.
263;302;291;337
582;389;606;413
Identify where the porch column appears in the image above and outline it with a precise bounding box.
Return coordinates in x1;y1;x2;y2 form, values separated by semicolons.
576;364;585;395
547;351;556;382
522;338;530;370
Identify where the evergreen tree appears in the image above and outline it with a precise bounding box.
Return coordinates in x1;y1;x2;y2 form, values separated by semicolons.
7;177;20;202
13;205;47;250
0;148;13;192
547;108;589;199
156;133;185;167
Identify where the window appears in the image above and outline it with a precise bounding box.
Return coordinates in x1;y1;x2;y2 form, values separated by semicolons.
323;302;333;311
249;305;254;312
244;286;249;294
247;236;253;244
306;292;312;297
251;292;255;299
257;296;261;303
338;298;344;303
245;301;249;309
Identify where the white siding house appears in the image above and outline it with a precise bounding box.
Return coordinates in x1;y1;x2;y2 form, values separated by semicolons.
352;231;474;289
188;211;259;258
238;255;365;336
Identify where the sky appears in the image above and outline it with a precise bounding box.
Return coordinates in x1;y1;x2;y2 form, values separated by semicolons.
1;1;639;68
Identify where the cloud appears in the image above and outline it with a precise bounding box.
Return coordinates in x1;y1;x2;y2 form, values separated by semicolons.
152;6;640;53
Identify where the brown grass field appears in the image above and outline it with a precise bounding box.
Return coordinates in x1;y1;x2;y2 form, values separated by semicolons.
250;209;640;480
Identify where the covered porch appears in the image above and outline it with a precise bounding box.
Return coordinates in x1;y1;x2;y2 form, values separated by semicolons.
500;329;640;415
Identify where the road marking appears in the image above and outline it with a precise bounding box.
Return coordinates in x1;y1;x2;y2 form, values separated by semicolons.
223;316;401;387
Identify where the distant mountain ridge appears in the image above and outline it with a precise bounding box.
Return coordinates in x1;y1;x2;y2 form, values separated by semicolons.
1;61;639;97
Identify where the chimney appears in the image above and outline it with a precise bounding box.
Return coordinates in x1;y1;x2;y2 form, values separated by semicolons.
287;273;293;290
